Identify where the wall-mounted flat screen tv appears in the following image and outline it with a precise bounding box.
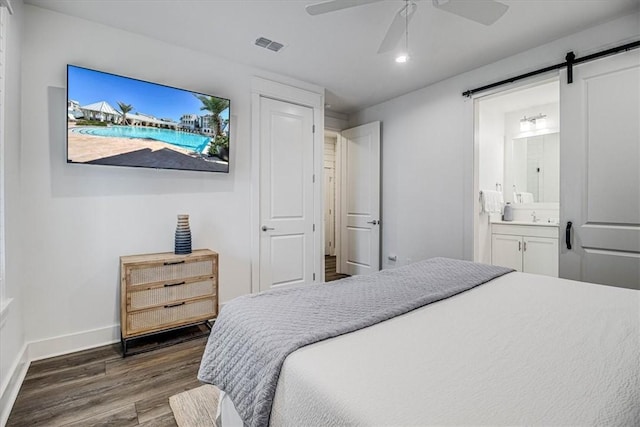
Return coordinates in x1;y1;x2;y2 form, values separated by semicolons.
67;65;230;173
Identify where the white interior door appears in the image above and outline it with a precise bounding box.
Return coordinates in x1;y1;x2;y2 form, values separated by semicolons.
259;97;315;291
559;50;640;290
339;121;381;275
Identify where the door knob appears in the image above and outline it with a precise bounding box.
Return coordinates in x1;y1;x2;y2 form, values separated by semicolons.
261;225;275;232
367;220;379;225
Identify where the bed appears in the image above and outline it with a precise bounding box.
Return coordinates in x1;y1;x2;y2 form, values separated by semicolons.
199;258;640;426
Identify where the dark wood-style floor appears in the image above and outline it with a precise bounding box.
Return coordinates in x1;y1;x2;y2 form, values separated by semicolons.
7;262;346;426
325;255;349;282
7;335;208;426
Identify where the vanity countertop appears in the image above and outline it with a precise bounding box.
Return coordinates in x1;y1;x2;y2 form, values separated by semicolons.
491;219;559;227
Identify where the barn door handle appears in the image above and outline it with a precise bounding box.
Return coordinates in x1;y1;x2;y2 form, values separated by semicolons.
565;221;573;250
261;225;275;232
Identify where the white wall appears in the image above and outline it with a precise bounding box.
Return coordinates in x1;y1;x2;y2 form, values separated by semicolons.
504;103;560;225
20;5;321;353
0;0;26;423
476;107;504;264
349;11;639;268
325;111;348;131
478;110;505;195
505;102;559;202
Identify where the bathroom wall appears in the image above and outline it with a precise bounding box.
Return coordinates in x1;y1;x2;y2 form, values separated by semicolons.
504;102;560;224
476;105;505;263
504;102;560;200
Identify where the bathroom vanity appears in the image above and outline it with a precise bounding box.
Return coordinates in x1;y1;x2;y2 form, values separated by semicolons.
491;220;558;277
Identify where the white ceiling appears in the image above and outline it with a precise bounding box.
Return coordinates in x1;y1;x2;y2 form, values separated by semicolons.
25;0;639;114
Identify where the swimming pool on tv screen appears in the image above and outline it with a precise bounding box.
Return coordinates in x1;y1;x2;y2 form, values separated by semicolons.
71;126;211;152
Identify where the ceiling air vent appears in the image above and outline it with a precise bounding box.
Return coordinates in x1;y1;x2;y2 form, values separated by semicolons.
254;37;285;52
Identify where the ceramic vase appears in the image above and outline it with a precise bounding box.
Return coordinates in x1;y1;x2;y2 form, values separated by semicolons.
174;214;192;255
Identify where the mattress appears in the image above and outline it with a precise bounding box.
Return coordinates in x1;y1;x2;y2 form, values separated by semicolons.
221;272;640;426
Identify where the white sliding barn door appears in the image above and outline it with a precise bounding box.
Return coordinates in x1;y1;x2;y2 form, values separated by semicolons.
559;50;640;290
339;122;381;275
259;97;315;291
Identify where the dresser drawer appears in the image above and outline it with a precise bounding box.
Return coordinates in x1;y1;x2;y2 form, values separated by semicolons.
128;279;216;311
126;297;216;337
127;257;215;288
120;250;219;347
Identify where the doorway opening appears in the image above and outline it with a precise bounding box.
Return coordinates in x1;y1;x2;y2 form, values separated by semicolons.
474;78;560;276
322;122;381;281
323;130;349;282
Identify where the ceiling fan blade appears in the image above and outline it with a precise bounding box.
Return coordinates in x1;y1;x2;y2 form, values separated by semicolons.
377;2;417;54
306;0;384;16
432;0;508;25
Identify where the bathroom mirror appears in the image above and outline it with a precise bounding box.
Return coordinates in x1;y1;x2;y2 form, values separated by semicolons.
504;132;559;203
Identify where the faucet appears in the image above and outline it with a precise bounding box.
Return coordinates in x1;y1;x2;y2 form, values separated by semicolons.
531;211;538;223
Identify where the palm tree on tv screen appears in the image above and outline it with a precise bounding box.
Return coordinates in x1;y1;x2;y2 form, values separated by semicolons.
117;102;133;125
195;95;229;137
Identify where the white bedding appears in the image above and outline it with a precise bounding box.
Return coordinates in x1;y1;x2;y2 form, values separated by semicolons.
222;272;640;426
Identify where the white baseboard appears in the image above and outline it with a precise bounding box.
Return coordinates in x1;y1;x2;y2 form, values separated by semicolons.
0;343;28;427
0;324;120;426
28;324;120;362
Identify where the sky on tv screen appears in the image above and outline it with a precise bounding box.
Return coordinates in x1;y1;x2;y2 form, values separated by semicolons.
67;66;229;123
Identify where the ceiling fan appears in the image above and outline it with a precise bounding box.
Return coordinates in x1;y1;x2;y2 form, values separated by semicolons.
306;0;509;55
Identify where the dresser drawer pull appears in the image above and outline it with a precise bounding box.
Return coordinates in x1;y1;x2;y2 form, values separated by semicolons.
163;260;186;266
164;302;186;309
164;281;186;288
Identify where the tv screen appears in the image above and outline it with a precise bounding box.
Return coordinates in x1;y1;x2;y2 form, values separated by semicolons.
66;65;230;173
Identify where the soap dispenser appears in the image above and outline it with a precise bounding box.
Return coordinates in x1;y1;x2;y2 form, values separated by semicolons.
503;203;513;221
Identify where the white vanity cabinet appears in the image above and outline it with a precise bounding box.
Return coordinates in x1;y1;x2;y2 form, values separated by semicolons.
491;222;558;277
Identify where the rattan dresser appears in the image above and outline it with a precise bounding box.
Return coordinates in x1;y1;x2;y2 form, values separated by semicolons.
120;249;218;356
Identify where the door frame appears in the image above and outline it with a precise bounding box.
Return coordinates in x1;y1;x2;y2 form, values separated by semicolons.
324;130;343;274
472;75;560;263
323;131;339;258
250;77;324;294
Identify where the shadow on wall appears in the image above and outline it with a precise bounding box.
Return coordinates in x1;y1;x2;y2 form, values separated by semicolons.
47;86;236;198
